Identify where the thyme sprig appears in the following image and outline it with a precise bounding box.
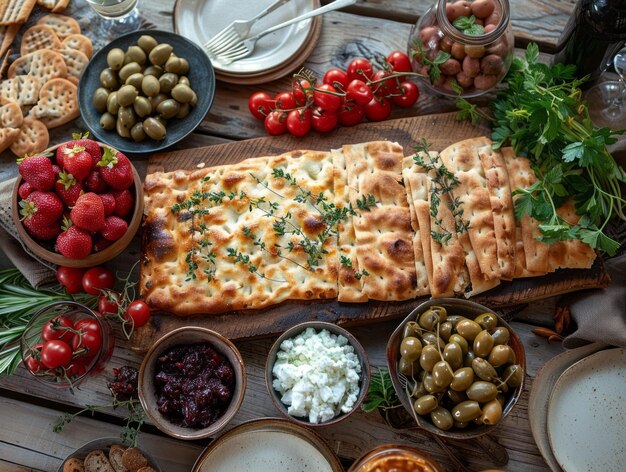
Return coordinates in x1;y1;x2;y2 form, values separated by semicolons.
339;255;370;280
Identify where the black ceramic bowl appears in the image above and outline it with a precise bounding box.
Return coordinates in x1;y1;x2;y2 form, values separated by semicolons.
78;29;215;154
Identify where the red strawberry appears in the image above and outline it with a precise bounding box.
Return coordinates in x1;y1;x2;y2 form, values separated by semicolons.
55;171;84;207
112;189;134;218
97;148;133;190
18;182;33;199
70;192;105;232
99;193;116;215
93;235;113;252
18;155;55;191
56;221;92;259
23;217;61;241
19;191;64;226
52;164;62;178
101;215;128;241
70;132;102;166
61;146;92;181
85;170;108;193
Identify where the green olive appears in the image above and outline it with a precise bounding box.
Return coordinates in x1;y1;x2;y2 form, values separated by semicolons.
414;394;438;415
119;62;142;82
99;68;119;89
400;336;423;362
170;83;194;103
473;330;495;358
450;367;474;391
398;357;420;377
430;406;453;430
92;87;109;113
143;117;167;140
480;399;503;425
463;350;476;368
472;357;498;382
157;98;181;120
116;85;138;108
158;72;179;94
490;326;510;345
143;65;163;78
440;321;453;342
189;90;198;107
419;344;440;372
153;115;167;128
453;421;470;429
411;381;428;399
106;48;125;70
423;373;444;393
403;321;420;339
455;319;482;341
451;400;482;423
446;315;466;328
116;114;131;138
149;43;174;66
125;72;145;89
449;334;469;355
488;344;515;368
138;35;158;53
432;361;453;389
474;312;498;331
178;58;190;75
176;102;191;119
496;393;506;407
421;332;446;349
467;381;498;402
178;75;190;86
125;45;147;65
130;122;146;142
133;96;152;118
106;91;120;115
164;56;189;75
141;75;161;97
446;388;467;404
149;93;168;111
99;112;115;130
118;105;137;128
504;364;523;388
443;342;463;370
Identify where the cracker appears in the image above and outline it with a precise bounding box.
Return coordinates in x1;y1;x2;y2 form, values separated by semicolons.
9;116;49;156
62;33;93;58
0;0;37;25
29;77;78;128
51;0;69;13
20;24;62;55
0;75;42;105
58;48;89;82
36;0;56;8
0;49;10;78
36;13;80;39
0;23;18;57
0;98;23;127
0;126;20;153
8;48;68;82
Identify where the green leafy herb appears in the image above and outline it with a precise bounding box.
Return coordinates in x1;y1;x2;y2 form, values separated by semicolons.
339;255;370;280
411;40;451;84
362;367;401;423
356;194;378;211
453;15;485;35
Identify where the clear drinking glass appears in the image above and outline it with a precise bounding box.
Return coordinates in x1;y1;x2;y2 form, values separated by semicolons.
585;46;626;129
85;0;141;38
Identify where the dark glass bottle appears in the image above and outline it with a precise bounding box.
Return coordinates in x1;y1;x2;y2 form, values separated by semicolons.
555;0;626;82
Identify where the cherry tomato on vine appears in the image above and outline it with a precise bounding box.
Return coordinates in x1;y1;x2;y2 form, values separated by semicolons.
311;106;339;132
338;102;365;127
392;81;420;108
372;70;400;97
75;319;101;334
124;300;151;328
40;340;73;369
314;84;342;112
274;91;296;110
72;328;102;356
365;96;392;121
323;68;349;90
346;79;374;106
386;51;413;73
25;354;41;373
264;111;287;135
286;108;312;137
65;360;88;378
82;267;115;295
56;266;86;294
248;91;274;120
98;293;120;316
292;78;314;106
347;58;374;82
42;315;74;343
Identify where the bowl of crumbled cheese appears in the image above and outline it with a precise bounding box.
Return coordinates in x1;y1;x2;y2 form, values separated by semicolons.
265;321;370;427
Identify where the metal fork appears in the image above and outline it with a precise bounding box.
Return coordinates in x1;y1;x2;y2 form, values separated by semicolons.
209;0;357;64
204;0;291;57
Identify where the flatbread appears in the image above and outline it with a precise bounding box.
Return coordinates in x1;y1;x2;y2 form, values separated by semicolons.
548;200;597;270
342;141;419;301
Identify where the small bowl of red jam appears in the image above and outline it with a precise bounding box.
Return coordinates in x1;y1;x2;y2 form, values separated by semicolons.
138;327;246;440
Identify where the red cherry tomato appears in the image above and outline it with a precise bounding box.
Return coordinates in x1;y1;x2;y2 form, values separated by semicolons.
386;50;413;73
25;354;41;373
98;293;120;316
82;267;115;295
72;329;102;357
313;84;342;112
372;70;400;97
264;110;288;136
40;340;73;369
42;315;75;343
347;58;374;82
337;102;365;127
124;300;151;328
323;68;349;90
286;108;312;137
274;91;297;110
75;319;101;333
311;106;339;133
248;91;274;120
292;79;314;106
392;81;420;108
56;267;86;294
65;360;88;378
346;79;374;106
365;96;392;121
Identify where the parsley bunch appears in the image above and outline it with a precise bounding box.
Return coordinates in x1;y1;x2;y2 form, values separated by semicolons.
457;43;626;255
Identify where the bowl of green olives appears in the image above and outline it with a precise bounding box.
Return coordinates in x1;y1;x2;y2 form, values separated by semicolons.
386;298;525;439
78;30;215;154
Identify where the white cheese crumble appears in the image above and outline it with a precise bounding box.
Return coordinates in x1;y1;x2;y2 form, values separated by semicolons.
272;327;362;424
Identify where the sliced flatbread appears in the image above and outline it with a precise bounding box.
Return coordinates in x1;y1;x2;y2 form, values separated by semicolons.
548;200;597;270
8;48;68;82
36;13;80;38
10;116;49;156
0;0;37;25
20;24;62;55
29;77;78;128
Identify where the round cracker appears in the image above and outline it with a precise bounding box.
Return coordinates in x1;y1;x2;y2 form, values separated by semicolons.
36;13;80;39
61;33;93;58
0;127;21;154
20;25;62;56
10;117;50;157
8;49;68;82
0;99;23;128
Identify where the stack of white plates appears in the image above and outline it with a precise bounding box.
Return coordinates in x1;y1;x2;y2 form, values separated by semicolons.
173;0;322;84
529;345;626;471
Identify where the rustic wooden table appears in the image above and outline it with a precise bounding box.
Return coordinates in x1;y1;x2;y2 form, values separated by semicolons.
0;0;584;471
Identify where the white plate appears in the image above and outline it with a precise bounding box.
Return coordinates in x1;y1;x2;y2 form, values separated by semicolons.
174;0;317;75
547;348;626;472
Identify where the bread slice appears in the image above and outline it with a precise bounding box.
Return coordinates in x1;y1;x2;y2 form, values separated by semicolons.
108;444;128;472
121;448;148;472
84;450;115;472
63;458;85;472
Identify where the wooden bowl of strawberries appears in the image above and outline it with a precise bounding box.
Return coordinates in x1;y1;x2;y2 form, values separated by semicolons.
12;135;143;268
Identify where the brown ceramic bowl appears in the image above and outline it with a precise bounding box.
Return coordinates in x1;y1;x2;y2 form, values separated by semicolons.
386;298;526;440
12;142;143;268
265;321;370;428
138;327;246;441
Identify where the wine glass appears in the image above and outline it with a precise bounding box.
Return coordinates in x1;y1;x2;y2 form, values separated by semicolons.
585;46;626;129
84;0;141;40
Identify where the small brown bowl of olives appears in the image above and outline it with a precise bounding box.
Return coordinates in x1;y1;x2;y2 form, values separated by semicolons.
78;30;215;154
386;298;525;439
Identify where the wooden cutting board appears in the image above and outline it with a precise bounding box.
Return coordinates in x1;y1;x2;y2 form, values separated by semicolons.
133;111;611;350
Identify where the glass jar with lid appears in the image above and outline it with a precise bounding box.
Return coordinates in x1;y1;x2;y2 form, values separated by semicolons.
348;444;444;472
408;0;514;97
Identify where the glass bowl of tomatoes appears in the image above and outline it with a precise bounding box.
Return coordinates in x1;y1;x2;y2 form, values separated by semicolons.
20;301;115;388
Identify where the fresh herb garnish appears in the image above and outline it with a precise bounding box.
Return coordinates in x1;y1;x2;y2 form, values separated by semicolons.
453;15;485;35
339;255;370;280
361;367;401;423
411;40;451;84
